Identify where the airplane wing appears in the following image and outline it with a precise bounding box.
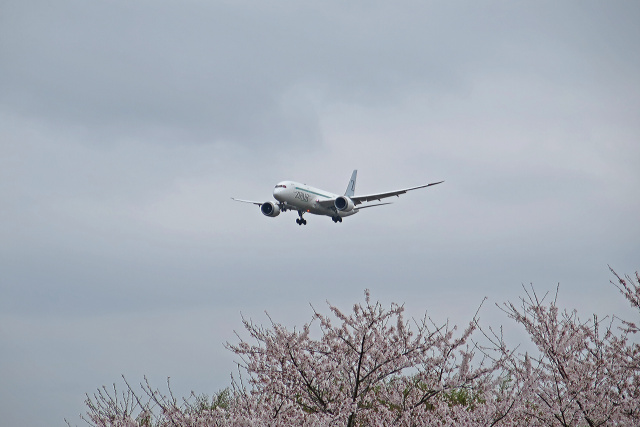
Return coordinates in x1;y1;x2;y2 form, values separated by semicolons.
231;198;263;206
356;202;393;209
351;181;444;205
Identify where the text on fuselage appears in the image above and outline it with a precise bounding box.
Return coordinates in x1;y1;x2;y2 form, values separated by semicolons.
294;191;310;203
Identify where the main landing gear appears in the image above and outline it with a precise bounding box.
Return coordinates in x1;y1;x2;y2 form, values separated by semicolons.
332;216;342;223
296;211;307;226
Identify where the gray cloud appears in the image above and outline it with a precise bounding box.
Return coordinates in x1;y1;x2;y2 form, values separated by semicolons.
4;1;636;147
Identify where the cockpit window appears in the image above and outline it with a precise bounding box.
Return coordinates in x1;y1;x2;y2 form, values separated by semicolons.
275;184;287;189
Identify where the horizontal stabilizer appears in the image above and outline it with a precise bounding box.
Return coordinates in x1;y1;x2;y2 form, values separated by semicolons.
357;202;393;210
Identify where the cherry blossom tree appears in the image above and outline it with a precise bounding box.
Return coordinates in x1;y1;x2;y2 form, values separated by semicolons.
226;290;508;426
608;267;640;421
76;269;640;427
610;267;640;333
500;281;640;426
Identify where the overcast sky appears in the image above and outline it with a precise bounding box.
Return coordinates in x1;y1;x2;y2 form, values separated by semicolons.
1;1;639;425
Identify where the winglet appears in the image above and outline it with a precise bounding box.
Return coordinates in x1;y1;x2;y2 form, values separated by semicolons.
344;170;357;197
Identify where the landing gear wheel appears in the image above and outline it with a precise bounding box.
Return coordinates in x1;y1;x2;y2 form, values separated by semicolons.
297;211;307;225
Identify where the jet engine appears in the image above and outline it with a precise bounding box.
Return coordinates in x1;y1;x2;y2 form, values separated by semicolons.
334;196;355;212
260;201;281;217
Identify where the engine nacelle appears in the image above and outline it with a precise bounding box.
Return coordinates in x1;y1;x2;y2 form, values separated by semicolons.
260;201;281;217
334;196;355;212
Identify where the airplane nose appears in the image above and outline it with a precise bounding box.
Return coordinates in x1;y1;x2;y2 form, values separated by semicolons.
273;186;283;201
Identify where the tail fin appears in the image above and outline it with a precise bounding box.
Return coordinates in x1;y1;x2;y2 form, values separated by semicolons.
344;170;357;197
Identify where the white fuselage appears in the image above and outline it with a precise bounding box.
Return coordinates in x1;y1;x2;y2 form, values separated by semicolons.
273;181;357;217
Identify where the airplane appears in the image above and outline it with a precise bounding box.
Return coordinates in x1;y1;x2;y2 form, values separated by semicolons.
232;170;443;225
